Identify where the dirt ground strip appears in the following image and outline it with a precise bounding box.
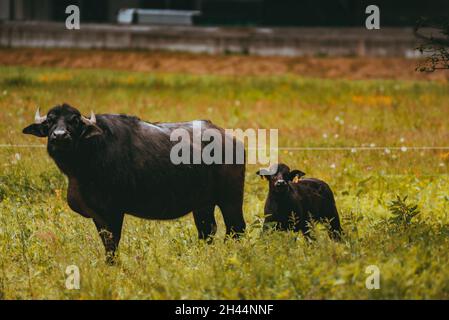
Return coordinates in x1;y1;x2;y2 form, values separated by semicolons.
0;48;448;81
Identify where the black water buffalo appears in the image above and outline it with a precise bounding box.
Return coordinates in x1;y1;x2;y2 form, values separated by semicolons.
257;163;342;240
23;103;246;263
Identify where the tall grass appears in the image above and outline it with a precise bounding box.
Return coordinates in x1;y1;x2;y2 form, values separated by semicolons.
0;66;448;299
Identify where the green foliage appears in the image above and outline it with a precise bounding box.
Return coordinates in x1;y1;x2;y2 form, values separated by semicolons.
388;195;420;227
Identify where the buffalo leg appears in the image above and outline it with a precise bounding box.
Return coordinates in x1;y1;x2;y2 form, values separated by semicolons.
219;203;246;239
216;162;246;238
193;205;217;243
297;217;314;241
298;219;310;237
93;214;124;265
293;206;313;240
328;215;343;241
262;214;279;232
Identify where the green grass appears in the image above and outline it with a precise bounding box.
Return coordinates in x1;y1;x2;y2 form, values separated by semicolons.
0;65;448;299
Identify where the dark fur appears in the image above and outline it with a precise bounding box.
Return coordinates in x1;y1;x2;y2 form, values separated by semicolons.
257;163;342;240
23;104;246;263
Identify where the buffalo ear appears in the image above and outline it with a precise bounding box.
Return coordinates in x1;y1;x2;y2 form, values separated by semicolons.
256;169;270;180
288;170;306;182
82;124;103;139
22;123;48;137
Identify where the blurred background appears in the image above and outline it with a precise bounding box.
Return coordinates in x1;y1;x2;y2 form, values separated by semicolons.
0;0;448;58
1;0;448;26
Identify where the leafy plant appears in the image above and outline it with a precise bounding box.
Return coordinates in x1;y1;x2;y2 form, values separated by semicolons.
414;16;449;72
388;195;420;227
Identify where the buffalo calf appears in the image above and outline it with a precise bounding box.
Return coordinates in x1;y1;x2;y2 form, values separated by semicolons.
257;163;342;240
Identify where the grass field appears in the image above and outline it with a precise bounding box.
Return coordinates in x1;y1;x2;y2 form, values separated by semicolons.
0;62;448;299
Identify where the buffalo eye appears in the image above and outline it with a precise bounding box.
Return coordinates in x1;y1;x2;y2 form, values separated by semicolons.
69;115;80;126
46;115;56;123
